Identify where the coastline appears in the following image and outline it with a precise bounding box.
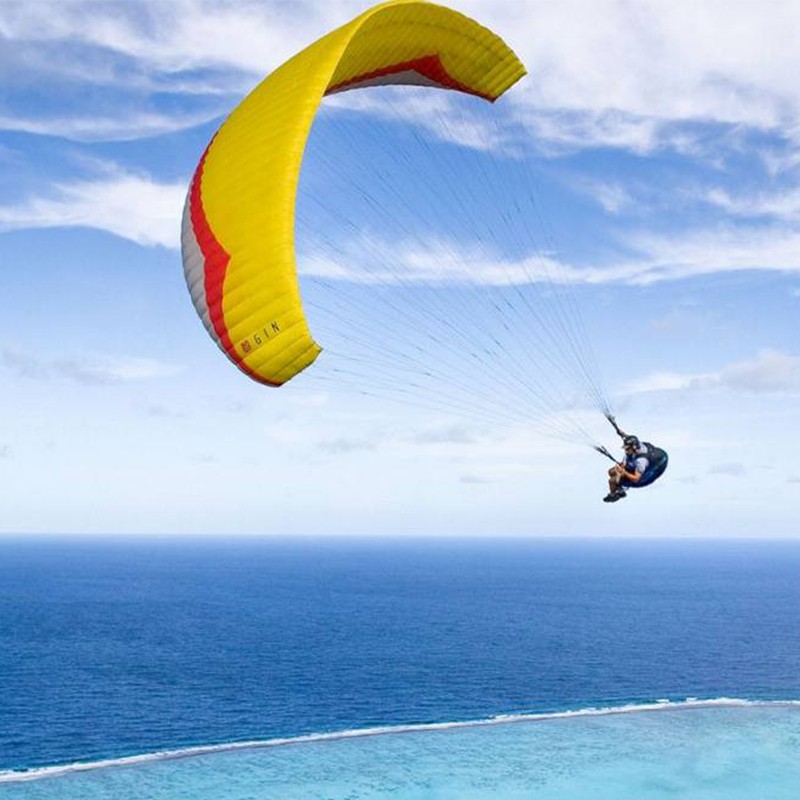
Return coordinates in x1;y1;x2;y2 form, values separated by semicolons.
3;697;798;785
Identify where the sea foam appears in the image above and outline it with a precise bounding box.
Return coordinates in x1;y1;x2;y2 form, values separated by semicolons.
2;697;798;785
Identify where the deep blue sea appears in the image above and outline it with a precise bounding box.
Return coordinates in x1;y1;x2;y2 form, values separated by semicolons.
1;536;799;798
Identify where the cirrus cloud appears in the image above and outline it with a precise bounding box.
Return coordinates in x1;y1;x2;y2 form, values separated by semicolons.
0;166;185;247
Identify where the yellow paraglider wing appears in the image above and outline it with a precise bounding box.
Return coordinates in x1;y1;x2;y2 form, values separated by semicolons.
182;0;526;385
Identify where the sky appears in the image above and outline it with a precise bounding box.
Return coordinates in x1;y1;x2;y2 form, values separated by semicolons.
1;0;799;537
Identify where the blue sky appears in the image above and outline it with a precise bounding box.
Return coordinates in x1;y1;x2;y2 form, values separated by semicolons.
1;0;799;536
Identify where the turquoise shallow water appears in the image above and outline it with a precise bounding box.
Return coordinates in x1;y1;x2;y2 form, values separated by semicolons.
3;704;799;799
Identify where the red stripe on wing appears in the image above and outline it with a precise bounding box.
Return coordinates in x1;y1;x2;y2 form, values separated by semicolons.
326;54;495;101
189;148;282;387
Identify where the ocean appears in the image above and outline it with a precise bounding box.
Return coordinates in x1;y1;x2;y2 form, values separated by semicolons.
1;536;799;798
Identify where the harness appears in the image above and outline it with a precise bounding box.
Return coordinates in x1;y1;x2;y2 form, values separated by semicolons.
624;442;669;487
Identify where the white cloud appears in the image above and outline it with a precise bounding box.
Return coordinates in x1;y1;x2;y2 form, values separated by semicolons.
759;144;800;178
317;436;377;454
3;0;800;151
146;405;187;420
582;180;635;216
6;156;800;293
0;109;225;143
475;0;800;131
2;348;181;384
302;236;452;283
716;350;800;394
0;0;337;141
625;350;800;396
325;90;518;154
709;462;747;477
625;371;695;394
0;167;185;246
460;473;492;484
410;424;480;445
617;225;800;285
302;219;800;288
302;232;579;287
0;0;330;78
516;108;668;157
229;0;798;158
707;187;800;223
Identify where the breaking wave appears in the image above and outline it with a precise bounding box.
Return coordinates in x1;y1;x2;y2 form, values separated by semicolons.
2;697;798;784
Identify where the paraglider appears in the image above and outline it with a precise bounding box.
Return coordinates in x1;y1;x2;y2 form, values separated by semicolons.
181;0;668;501
596;416;669;503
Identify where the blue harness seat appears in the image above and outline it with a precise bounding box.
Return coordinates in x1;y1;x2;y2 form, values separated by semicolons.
621;442;669;488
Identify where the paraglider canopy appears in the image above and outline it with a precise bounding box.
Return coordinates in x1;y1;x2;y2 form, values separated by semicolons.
182;0;526;387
